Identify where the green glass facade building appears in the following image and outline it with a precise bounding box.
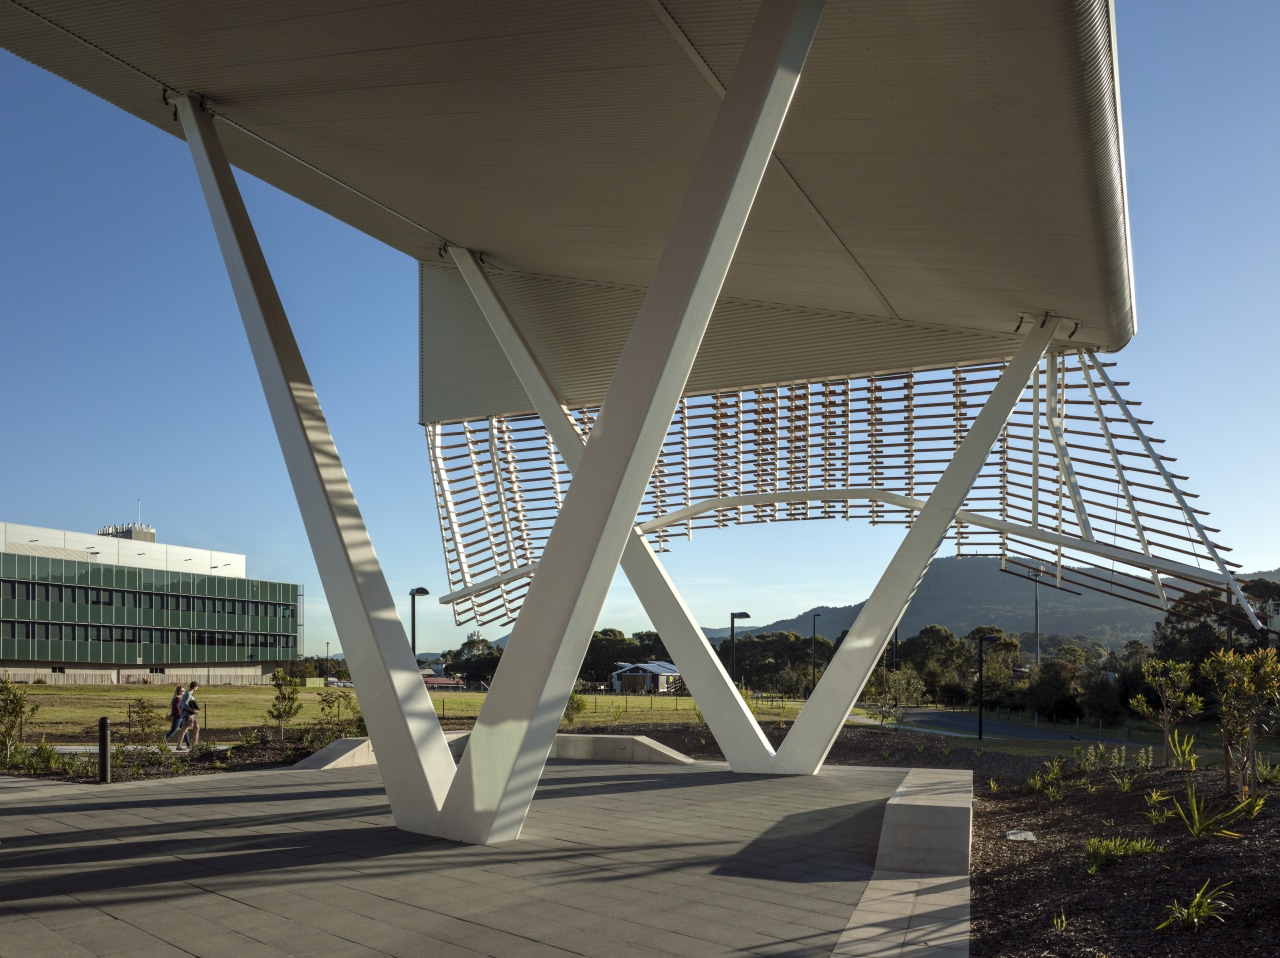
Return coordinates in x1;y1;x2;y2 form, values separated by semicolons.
1;547;300;671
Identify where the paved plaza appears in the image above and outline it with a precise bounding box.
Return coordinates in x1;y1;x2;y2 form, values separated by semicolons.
0;761;947;958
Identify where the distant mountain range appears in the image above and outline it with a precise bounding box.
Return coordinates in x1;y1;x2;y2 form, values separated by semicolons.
354;559;1277;656
700;556;1279;645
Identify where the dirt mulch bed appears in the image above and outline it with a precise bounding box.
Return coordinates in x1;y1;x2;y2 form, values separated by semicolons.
973;766;1280;958
1;737;312;784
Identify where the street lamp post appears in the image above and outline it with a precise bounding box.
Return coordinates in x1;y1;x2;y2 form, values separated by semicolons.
811;612;821;697
729;612;750;687
1029;565;1044;666
409;587;430;658
325;640;330;681
972;634;1001;740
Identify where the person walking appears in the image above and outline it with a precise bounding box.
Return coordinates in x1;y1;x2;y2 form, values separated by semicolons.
178;681;201;748
164;685;186;748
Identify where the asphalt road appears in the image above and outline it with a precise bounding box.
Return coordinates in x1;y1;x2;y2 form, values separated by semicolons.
903;707;1132;743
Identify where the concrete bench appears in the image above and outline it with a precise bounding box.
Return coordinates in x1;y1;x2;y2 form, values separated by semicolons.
292;737;376;770
294;733;694;769
447;732;694;765
874;767;973;876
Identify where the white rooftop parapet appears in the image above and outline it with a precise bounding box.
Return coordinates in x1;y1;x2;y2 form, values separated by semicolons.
0;522;246;578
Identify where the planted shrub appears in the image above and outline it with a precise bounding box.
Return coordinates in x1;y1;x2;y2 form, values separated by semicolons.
1156;879;1233;933
563;692;587;726
1084;836;1160;875
1171;779;1250;839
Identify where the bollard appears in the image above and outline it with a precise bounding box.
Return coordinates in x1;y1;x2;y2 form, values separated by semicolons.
98;716;111;784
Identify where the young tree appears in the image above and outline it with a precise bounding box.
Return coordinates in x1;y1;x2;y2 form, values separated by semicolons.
1129;659;1203;766
125;696;165;746
266;668;304;741
875;665;926;729
0;673;39;761
1201;648;1280;797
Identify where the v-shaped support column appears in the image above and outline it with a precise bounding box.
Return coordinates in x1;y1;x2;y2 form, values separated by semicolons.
773;318;1061;774
181;0;824;844
437;0;825;842
450;247;774;773
173;95;458;829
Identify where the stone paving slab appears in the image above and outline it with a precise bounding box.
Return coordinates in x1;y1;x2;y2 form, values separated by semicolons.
830;872;970;958
0;762;905;958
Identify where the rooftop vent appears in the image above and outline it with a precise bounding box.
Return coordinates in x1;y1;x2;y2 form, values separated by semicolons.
97;523;156;543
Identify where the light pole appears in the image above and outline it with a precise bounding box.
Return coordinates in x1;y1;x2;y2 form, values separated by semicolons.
811;612;821;697
409;587;430;658
972;634;1001;740
325;640;330;681
729;612;750;687
1029;565;1044;666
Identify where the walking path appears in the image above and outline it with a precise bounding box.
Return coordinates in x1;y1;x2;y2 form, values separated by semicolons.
0;760;972;957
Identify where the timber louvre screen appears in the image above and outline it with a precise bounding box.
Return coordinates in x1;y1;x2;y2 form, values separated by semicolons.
427;351;1254;629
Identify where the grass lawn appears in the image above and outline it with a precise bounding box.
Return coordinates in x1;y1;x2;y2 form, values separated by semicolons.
16;685;809;742
19;684;341;742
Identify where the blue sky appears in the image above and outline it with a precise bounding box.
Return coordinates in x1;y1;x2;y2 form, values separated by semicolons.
1;2;1276;655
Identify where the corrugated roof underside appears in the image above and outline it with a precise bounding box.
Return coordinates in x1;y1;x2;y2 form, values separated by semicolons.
3;0;1134;358
419;261;1020;424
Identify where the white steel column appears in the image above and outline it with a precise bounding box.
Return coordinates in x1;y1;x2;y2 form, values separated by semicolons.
450;247;774;772
438;0;824;843
173;96;456;829
774;319;1061;774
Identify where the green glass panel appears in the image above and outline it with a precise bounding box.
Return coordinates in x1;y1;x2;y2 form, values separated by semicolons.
50;559;64;583
16;555;31;579
0;553;14;577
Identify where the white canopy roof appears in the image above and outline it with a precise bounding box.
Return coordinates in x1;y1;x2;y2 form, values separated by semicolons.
2;1;1136;422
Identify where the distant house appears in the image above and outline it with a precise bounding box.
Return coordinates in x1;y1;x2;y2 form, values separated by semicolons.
610;661;680;693
423;675;466;691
